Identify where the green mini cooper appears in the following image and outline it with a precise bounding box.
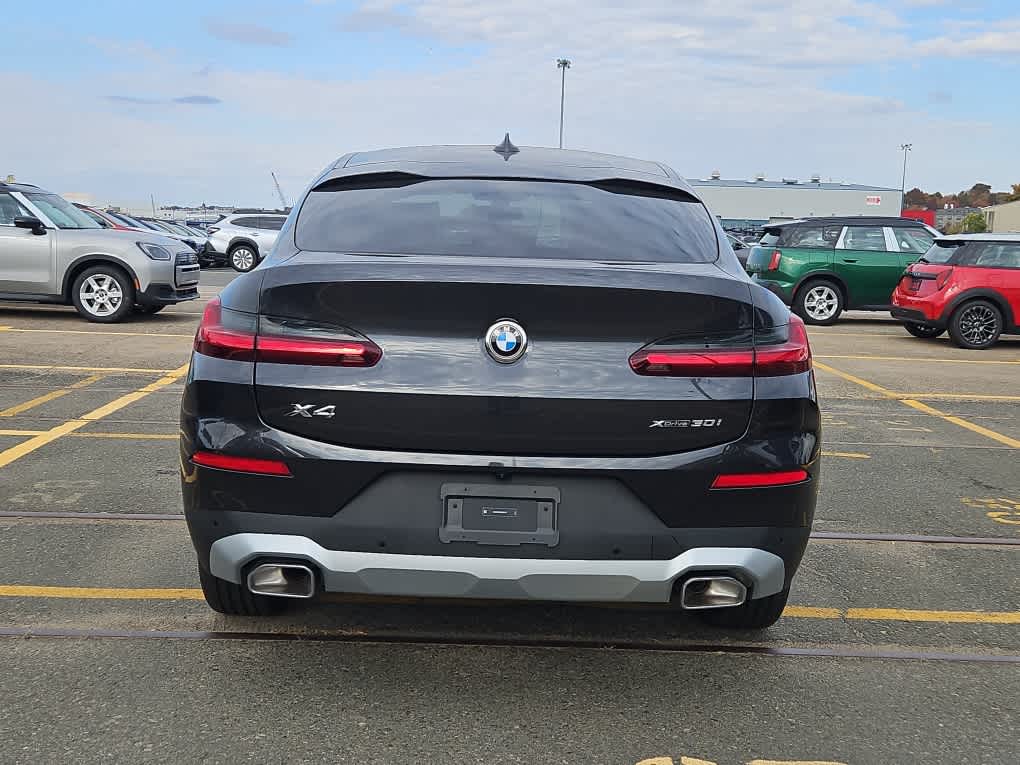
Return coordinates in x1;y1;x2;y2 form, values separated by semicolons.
745;216;939;325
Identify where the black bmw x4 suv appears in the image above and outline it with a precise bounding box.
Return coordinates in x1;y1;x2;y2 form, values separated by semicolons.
181;142;820;629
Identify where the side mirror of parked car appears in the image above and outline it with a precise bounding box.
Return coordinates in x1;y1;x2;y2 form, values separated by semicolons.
13;216;47;235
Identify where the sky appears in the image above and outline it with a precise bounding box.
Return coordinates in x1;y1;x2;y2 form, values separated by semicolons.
4;0;1019;210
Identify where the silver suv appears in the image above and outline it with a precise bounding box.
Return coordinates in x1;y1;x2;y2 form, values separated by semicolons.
0;182;200;322
206;213;287;272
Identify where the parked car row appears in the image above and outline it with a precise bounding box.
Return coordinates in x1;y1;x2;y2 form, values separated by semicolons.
73;204;289;273
1;181;200;322
742;216;1019;348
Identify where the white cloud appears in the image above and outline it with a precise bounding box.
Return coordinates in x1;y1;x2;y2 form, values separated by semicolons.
7;1;1020;204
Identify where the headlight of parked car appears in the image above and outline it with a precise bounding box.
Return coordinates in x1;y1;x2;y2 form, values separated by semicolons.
137;242;172;261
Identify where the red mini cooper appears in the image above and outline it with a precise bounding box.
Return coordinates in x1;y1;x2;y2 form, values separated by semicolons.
892;233;1020;349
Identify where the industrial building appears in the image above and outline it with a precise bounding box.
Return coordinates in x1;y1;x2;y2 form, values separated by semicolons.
983;199;1020;233
686;173;903;230
935;206;984;230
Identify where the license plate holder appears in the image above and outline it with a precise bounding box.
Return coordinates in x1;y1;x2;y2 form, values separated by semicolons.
439;483;560;547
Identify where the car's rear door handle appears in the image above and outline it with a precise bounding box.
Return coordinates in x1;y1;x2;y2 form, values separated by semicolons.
842;258;858;263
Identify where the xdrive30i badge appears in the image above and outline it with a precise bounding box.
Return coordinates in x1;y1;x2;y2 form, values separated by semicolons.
649;419;723;428
485;319;528;364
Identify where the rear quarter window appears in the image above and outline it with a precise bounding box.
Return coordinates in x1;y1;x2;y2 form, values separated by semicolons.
295;177;720;263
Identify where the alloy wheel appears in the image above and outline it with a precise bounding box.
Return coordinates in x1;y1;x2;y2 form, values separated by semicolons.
803;285;839;321
232;248;255;271
958;305;999;346
78;274;124;318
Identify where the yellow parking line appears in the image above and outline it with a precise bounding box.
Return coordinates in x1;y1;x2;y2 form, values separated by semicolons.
820;451;870;459
816;354;1020;365
0;326;193;339
783;606;843;618
815;361;1020;448
813;362;892;396
897;392;1020;402
845;608;1020;624
899;399;1020;449
0;586;1016;624
0;429;179;440
0;373;105;418
69;432;178;440
0;585;204;600
0;363;178;374
0;363;190;469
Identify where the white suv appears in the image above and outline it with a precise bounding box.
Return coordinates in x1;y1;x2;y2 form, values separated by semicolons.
206;214;287;272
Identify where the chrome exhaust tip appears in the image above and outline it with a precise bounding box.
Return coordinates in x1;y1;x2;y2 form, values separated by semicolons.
247;563;316;599
680;576;747;610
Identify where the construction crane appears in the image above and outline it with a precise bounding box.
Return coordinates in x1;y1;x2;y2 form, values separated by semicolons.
271;171;288;209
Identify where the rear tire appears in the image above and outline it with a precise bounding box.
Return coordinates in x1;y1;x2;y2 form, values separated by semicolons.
229;244;258;273
698;587;790;630
793;280;843;325
903;322;943;339
948;300;1002;350
198;566;286;616
71;265;135;323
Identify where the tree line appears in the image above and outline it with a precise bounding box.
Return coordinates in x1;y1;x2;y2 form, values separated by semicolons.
904;182;1020;211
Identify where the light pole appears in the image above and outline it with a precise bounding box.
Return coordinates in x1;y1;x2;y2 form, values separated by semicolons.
557;58;571;149
899;143;912;212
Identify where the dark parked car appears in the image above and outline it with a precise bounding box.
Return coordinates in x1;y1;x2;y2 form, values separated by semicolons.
180;142;820;629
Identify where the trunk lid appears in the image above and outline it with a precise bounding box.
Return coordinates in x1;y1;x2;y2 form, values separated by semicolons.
253;254;759;457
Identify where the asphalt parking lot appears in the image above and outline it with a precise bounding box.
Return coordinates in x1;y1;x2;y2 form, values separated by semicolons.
0;270;1017;765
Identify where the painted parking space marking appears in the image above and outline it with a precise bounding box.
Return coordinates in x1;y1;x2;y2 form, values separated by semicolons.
815;361;1020;449
0;373;105;418
0;363;190;470
816;354;1020;365
637;759;847;765
0;363;179;374
962;497;1020;527
0;325;193;339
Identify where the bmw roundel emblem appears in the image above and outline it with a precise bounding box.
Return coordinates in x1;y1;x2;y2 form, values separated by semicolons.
485;319;528;364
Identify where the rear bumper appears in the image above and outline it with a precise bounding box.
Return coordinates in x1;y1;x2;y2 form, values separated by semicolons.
891;293;944;326
208;532;787;602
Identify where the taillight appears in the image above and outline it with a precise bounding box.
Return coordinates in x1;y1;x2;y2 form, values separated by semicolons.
711;469;808;489
206;226;220;234
194;298;382;366
767;250;782;271
191;450;291;476
256;336;382;367
193;298;256;361
935;268;954;290
629;349;755;377
755;314;812;376
629;315;811;377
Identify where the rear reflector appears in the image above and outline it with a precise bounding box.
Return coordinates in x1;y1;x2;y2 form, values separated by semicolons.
194;298;381;367
711;469;808;489
191;451;291;477
629;315;811;377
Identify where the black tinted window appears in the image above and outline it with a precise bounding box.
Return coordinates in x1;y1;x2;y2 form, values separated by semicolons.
296;178;718;263
780;226;829;248
971;243;1020;269
259;216;285;231
843;226;888;252
232;216;261;227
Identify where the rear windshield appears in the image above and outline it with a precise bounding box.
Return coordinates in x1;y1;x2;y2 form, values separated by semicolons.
296;178;719;263
921;241;963;264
